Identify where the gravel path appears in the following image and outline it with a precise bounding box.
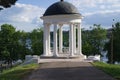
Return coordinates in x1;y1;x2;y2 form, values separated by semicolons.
26;62;116;80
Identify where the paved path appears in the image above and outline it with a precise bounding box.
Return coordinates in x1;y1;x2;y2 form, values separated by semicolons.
26;62;116;80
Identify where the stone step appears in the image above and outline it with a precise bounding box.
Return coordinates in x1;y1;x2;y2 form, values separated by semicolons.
40;55;86;59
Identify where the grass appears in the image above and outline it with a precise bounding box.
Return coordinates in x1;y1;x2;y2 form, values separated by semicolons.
0;63;39;80
92;62;120;80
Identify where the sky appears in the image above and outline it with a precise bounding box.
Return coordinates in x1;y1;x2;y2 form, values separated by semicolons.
0;0;120;32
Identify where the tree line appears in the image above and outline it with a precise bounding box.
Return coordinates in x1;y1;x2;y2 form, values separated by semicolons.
0;24;43;65
0;22;120;64
82;23;120;63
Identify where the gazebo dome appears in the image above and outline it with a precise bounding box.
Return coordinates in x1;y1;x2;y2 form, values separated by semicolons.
43;1;81;16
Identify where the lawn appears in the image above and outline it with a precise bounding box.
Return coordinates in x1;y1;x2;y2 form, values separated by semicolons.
92;62;120;80
0;63;39;80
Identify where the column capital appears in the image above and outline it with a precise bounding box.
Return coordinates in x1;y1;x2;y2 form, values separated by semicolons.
59;24;63;27
53;23;58;26
43;23;51;27
69;22;74;25
74;23;79;26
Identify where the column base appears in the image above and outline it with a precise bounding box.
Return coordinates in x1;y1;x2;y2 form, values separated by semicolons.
40;53;53;57
53;54;59;57
68;54;87;59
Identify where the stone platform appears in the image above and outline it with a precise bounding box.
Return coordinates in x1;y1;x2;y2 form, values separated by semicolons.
40;54;86;59
38;58;92;63
22;54;87;65
39;54;87;63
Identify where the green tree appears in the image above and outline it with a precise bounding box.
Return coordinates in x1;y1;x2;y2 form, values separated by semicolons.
104;22;120;63
82;29;94;56
30;28;43;55
0;24;17;64
0;0;17;10
18;31;32;59
90;24;107;55
1;48;10;61
82;24;107;56
0;24;31;64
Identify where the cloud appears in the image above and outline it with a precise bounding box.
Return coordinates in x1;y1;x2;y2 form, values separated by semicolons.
84;10;120;16
83;10;120;29
0;1;120;31
0;3;45;32
67;0;120;29
67;0;120;8
67;0;120;13
67;0;96;8
12;3;45;23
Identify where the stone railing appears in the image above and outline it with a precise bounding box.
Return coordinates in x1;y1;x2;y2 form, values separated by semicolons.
62;47;69;53
51;47;69;54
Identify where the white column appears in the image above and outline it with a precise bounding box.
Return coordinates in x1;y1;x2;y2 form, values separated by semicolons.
53;24;58;57
47;25;51;55
69;23;74;56
59;25;63;53
43;24;48;56
73;24;76;54
78;23;82;55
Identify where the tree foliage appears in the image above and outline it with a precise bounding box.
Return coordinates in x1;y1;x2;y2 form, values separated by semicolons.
29;28;43;55
0;24;18;63
0;24;31;64
82;29;94;56
0;0;17;10
82;24;107;56
104;22;120;63
0;24;44;64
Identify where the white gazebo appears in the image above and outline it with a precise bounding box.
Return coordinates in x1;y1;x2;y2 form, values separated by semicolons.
41;0;86;59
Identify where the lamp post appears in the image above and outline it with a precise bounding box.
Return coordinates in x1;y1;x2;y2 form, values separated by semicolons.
111;19;115;64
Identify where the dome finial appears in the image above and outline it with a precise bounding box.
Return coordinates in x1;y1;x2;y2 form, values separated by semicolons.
61;0;64;2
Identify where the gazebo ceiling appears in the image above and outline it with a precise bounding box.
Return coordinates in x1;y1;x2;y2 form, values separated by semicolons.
43;0;81;16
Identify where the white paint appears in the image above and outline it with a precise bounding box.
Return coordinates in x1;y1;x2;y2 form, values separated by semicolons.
59;26;63;53
69;23;74;56
78;23;82;55
41;14;82;24
43;24;48;56
73;25;76;54
53;24;58;57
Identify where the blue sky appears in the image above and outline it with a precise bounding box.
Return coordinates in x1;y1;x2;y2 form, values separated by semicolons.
18;0;56;8
0;0;120;32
